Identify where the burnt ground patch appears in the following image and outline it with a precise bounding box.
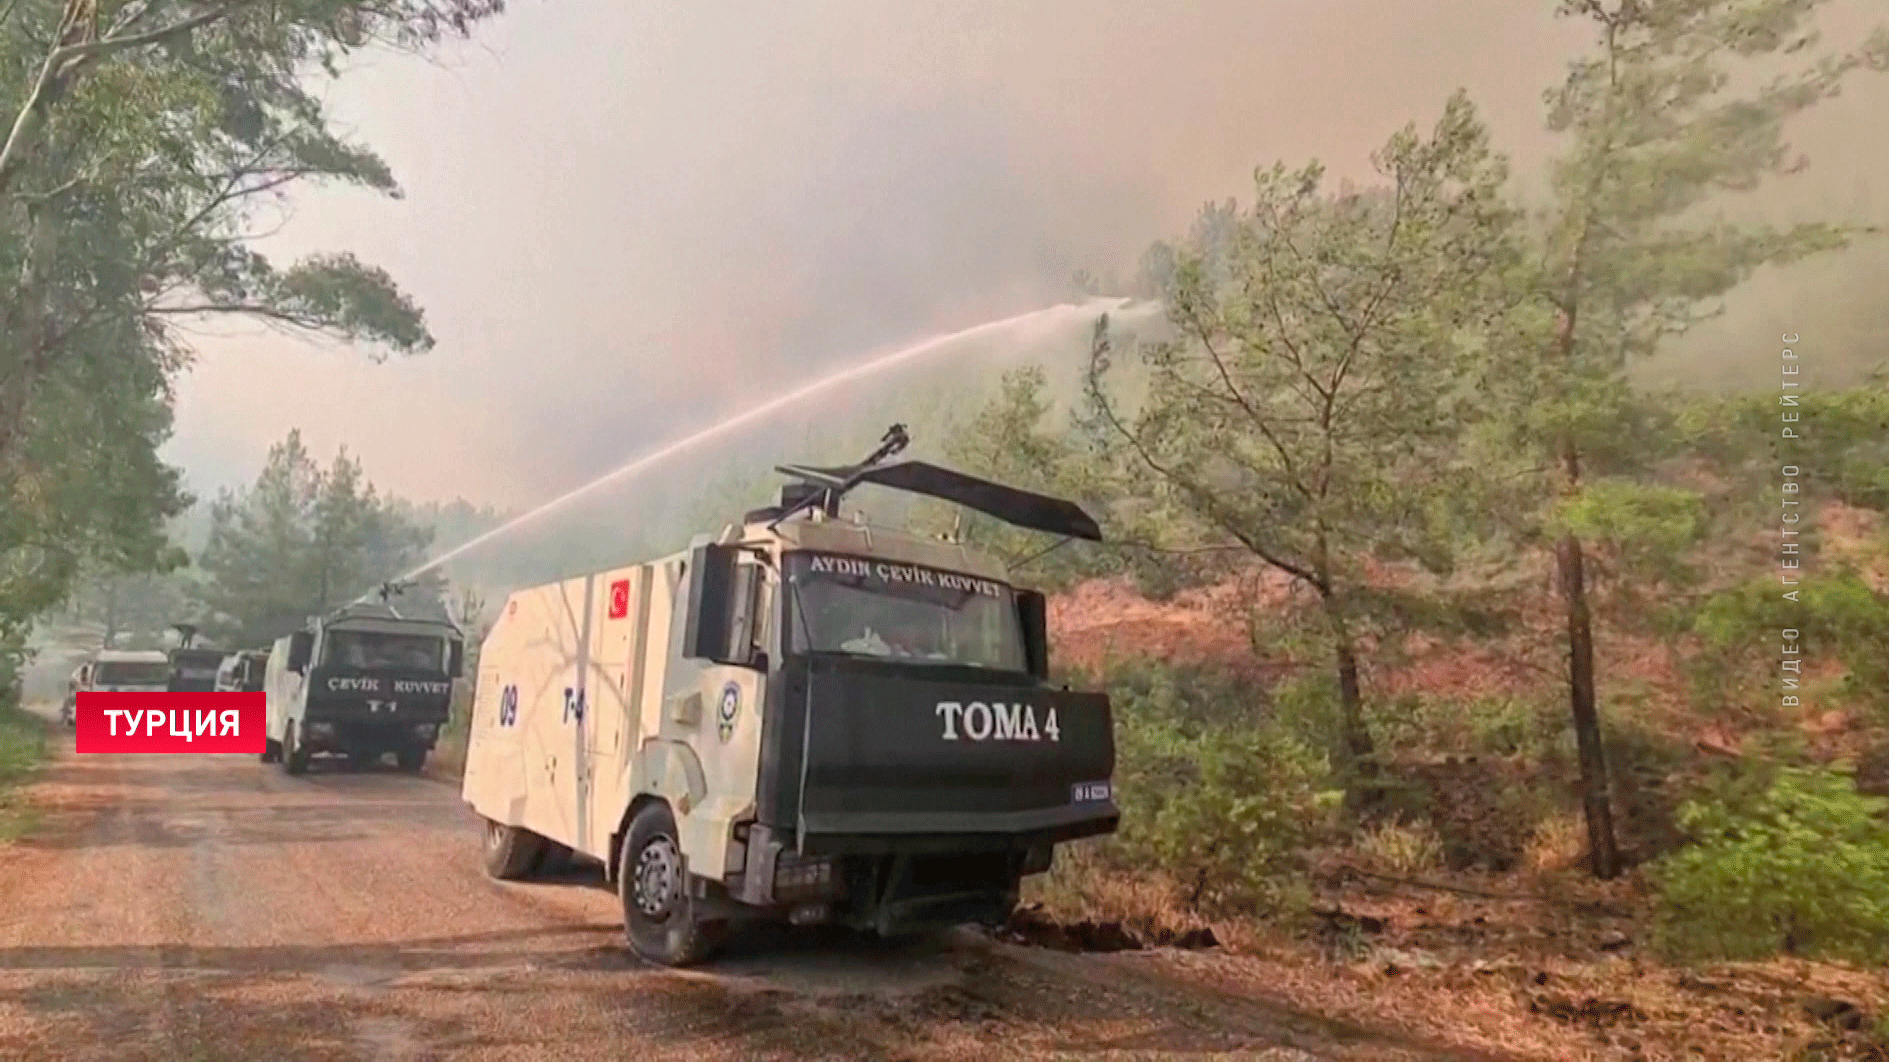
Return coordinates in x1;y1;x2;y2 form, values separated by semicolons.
995;901;1221;953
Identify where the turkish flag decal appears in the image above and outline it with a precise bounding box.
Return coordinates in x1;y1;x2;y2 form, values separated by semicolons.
608;579;630;620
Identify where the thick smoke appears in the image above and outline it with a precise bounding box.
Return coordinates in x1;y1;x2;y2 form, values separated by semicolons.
165;0;1888;507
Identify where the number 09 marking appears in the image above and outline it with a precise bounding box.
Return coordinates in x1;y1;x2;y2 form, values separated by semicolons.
497;685;519;727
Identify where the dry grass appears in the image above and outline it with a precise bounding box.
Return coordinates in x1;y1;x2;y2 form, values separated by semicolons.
1032;846;1889;1062
1024;842;1272;953
1356;819;1446;876
1522;812;1588;875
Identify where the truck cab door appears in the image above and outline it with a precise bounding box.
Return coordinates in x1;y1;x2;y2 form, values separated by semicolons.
583;567;647;854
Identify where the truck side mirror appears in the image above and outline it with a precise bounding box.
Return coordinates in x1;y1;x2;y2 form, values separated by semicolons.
1016;589;1050;681
287;631;313;674
682;544;740;664
447;639;465;679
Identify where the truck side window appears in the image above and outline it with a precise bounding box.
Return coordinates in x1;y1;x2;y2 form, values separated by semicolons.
727;561;768;661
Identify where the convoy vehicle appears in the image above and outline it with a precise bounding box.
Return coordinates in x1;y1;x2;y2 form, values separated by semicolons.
215;650;270;693
166;647;225;693
462;426;1120;966
61;650;172;726
262;602;464;774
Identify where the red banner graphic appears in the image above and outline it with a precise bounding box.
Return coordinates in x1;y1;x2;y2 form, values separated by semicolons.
74;692;266;754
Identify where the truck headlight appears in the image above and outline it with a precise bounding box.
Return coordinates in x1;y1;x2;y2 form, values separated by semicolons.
308;722;335;739
414;723;437;740
773;855;835;892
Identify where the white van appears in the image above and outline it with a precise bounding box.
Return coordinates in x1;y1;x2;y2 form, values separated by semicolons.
61;649;172;726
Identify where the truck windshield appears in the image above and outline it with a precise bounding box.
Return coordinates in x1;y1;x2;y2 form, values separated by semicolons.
91;661;171;686
170;652;222;682
783;551;1026;672
321;630;444;671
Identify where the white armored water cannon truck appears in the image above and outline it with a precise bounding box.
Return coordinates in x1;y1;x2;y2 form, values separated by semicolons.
262;595;465;774
462;425;1121;966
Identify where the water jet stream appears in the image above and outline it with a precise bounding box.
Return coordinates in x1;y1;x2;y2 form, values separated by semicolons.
360;297;1133;603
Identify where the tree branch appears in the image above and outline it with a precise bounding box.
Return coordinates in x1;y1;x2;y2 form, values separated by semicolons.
1085;325;1324;588
0;0;262;198
58;2;258;66
143;302;333;332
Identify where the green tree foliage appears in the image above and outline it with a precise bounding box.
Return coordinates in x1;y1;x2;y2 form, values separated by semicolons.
1489;0;1889;879
921;365;1127;592
1693;566;1889;717
0;618;28;709
192;429;443;646
0;0;503;646
1685;369;1889;511
1651;765;1889;964
1078;91;1522;795
0;317;189;626
58;559;189;648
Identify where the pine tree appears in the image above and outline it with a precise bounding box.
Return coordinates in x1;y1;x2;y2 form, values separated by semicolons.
1513;0;1888;877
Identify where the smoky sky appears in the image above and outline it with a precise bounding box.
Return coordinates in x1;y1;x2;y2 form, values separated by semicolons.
162;0;1889;511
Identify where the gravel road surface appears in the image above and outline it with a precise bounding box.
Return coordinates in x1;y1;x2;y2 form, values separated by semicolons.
0;731;1502;1061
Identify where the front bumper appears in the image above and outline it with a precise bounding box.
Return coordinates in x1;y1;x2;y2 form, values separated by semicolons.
301;718;444;750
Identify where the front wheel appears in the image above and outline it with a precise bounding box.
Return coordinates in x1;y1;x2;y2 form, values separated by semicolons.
282;723;309;776
618;801;727;967
394;746;427;773
259;739;281;764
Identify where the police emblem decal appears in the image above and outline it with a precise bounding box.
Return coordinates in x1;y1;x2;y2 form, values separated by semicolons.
717;682;740;743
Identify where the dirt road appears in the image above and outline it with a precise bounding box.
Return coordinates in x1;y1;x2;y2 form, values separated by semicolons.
0;735;1513;1061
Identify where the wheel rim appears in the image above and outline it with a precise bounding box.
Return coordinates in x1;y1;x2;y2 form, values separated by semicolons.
633;835;681;920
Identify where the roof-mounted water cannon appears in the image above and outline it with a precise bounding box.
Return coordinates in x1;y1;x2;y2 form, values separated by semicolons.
863;422;910;468
752;422;1105;543
169;623;199;649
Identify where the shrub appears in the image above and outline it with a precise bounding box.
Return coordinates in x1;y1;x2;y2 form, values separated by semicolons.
1692;568;1889;716
1356;818;1445;875
1367;691;1561;761
1650;765;1889;964
0;623;29;712
1077;658;1338;915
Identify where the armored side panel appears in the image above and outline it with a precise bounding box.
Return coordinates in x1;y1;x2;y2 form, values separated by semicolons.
463;572;594;849
463;545;771;882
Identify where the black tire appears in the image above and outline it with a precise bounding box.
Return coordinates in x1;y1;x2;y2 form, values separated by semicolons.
394;746;427;773
482;818;546;880
260;739;281;764
618;801;728;967
282;722;309;776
